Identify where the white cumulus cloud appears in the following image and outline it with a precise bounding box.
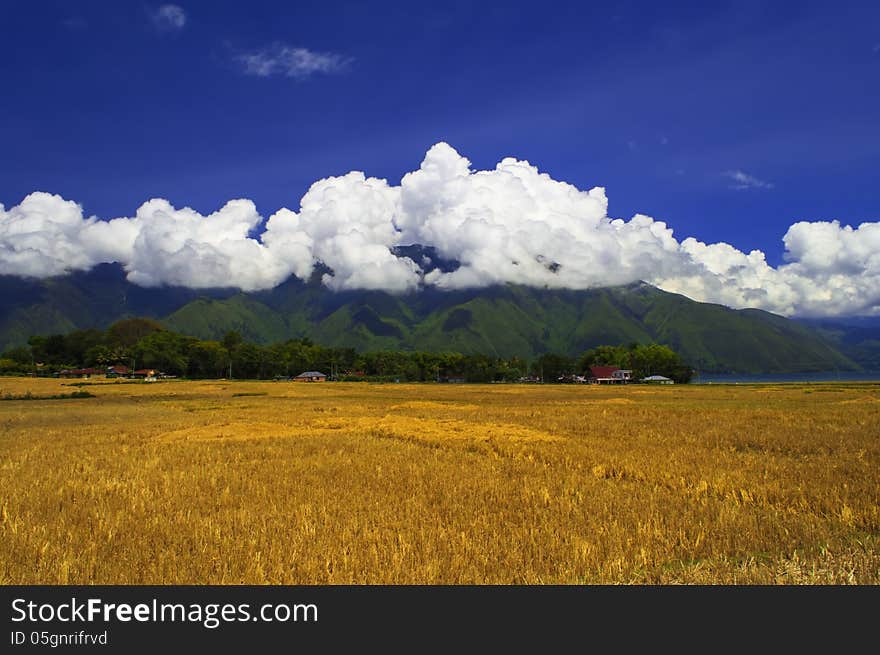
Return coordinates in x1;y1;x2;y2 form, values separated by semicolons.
1;144;878;317
264;172;419;292
120;198;289;291
396;143;679;291
0;192;103;277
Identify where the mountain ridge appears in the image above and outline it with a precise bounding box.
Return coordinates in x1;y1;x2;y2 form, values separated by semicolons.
0;263;864;374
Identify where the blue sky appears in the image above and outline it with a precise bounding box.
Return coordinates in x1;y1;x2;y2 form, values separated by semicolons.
1;1;879;316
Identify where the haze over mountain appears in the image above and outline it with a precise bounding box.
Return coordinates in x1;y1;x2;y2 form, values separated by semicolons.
0;263;866;375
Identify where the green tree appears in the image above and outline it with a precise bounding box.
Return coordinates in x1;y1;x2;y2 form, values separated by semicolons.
1;346;32;365
187;341;227;378
85;344;130;367
62;329;105;365
107;318;165;348
0;358;25;374
577;343;692;382
630;343;693;382
221;331;244;378
532;353;575;382
578;344;631;371
497;356;527;382
231;343;270;379
133;331;193;376
411;351;441;382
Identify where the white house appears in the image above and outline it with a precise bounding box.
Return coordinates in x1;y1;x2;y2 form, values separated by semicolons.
642;375;673;384
612;369;633;382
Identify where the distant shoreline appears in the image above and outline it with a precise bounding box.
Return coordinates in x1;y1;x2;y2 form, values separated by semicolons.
694;371;880;384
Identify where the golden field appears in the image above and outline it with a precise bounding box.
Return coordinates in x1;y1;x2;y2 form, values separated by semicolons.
1;376;878;584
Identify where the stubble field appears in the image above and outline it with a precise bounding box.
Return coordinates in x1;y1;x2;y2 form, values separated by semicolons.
1;377;878;584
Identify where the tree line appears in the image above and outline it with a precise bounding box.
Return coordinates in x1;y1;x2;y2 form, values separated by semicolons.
0;318;693;383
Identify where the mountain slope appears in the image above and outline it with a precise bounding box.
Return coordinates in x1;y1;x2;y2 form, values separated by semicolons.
0;265;861;373
163;295;289;344
797;317;880;370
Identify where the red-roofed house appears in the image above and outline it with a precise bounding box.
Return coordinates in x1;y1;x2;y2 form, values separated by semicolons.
132;369;158;381
587;366;633;384
58;367;101;379
588;366;619;384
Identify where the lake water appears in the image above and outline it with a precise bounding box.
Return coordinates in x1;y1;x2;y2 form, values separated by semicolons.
693;371;880;384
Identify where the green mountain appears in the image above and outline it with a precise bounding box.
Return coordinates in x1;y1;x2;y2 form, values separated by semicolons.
798;317;880;371
0;264;862;374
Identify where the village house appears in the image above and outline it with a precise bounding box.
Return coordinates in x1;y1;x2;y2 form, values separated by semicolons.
612;369;633;382
293;371;327;382
105;364;131;378
642;375;674;384
588;366;632;384
131;369;158;381
58;367;102;379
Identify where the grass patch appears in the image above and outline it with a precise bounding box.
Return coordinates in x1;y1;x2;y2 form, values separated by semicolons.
1;390;96;401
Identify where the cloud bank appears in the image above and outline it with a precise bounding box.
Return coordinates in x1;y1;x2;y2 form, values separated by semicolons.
2;143;878;317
